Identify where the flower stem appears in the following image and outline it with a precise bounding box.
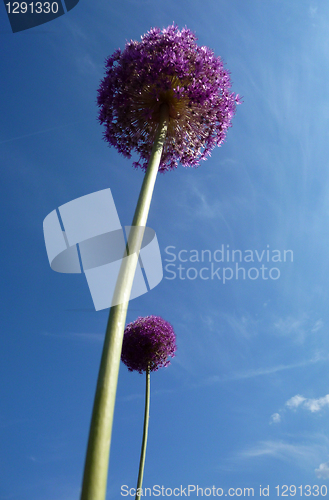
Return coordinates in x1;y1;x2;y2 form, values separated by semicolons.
135;365;150;500
80;103;169;500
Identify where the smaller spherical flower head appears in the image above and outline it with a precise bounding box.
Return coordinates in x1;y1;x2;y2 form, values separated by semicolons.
98;24;241;172
121;316;177;373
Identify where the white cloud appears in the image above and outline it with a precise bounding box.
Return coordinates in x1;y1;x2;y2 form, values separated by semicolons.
271;393;329;427
286;395;306;409
305;395;329;413
315;461;329;479
270;413;281;424
285;394;329;413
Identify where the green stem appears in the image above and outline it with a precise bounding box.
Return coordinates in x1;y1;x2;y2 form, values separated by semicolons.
80;103;169;500
135;365;150;500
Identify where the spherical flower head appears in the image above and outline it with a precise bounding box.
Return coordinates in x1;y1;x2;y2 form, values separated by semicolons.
121;315;177;373
98;24;240;172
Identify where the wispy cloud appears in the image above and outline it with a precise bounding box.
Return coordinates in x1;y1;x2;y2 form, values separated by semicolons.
201;353;327;386
311;319;324;333
200;311;262;342
235;440;326;474
119;387;176;403
273;315;325;344
41;331;104;343
224;355;325;381
212;311;324;347
181;181;235;239
69;332;104;342
0;119;88;145
273;315;308;343
238;440;314;460
224;313;259;340
119;393;144;403
76;53;101;76
309;5;318;18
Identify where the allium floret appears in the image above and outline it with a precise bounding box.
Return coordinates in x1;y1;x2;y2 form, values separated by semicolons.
98;24;240;172
121;315;177;373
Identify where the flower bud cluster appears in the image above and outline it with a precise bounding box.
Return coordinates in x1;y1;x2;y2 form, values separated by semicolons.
121;316;177;373
98;24;240;172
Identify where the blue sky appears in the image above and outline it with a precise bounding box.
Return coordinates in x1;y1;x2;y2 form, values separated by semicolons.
1;0;329;498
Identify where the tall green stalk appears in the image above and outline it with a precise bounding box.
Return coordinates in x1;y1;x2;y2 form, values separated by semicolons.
135;365;150;500
80;104;169;500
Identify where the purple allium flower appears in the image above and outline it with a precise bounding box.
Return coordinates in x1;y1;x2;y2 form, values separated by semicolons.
121;316;177;373
98;24;240;172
